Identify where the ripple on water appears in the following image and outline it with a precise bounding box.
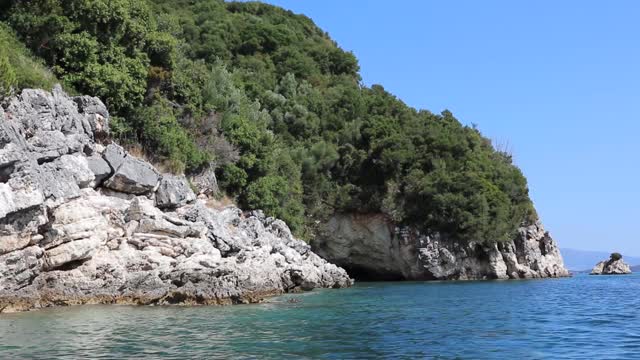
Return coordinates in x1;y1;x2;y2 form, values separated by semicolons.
1;274;640;359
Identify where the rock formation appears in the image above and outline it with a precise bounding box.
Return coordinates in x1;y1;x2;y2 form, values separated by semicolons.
313;213;570;280
590;254;632;275
0;86;351;312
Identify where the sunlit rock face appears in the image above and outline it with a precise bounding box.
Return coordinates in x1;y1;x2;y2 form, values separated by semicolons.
313;213;570;281
591;258;632;275
0;87;352;312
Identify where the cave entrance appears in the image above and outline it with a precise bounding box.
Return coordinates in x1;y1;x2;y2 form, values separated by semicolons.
342;265;406;281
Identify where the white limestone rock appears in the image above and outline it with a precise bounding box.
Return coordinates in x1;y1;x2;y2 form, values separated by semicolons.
0;87;352;312
591;256;632;275
104;156;160;195
155;174;196;209
314;213;570;281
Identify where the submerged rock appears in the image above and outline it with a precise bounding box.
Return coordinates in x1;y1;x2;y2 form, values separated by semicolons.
0;87;352;312
313;213;570;280
590;254;632;275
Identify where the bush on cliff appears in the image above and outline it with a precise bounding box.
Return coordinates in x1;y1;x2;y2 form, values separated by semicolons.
0;0;209;170
0;23;58;98
1;0;536;242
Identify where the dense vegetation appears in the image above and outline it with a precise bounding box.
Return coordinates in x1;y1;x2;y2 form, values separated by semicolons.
0;0;536;243
0;23;58;98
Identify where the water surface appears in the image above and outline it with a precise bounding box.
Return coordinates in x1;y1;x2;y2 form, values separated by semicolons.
1;274;639;359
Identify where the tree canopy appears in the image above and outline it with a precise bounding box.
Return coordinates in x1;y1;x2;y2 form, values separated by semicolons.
1;0;537;243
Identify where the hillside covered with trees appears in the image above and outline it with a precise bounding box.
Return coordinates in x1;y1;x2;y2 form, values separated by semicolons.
0;0;536;243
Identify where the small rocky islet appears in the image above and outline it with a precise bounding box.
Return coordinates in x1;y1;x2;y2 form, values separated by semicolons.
590;253;632;275
0;87;570;313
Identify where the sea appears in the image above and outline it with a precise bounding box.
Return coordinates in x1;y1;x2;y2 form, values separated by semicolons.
1;273;639;359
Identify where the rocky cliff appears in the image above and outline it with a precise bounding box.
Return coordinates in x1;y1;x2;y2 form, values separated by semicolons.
0;87;351;312
313;213;570;280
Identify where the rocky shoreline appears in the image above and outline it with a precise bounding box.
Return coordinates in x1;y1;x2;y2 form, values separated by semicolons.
313;213;570;280
0;86;571;313
0;87;352;312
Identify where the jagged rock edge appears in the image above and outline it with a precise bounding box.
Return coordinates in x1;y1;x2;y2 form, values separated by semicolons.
0;87;352;312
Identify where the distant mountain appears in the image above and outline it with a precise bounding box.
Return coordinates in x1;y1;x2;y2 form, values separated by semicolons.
561;248;640;271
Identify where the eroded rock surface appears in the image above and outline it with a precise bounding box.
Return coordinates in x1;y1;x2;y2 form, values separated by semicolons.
156;175;196;209
0;87;351;312
313;213;570;280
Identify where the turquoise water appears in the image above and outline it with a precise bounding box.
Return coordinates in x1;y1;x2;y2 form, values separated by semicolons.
1;274;639;359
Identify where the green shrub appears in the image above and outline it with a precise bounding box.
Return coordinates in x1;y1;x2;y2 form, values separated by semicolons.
131;97;211;171
0;51;16;97
610;253;623;261
0;22;58;97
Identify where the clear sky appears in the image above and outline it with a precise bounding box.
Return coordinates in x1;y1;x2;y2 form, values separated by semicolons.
254;0;640;255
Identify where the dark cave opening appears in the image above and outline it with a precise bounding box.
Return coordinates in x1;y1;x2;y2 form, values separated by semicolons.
342;265;407;281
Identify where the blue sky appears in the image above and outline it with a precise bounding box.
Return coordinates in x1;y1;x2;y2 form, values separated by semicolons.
256;0;640;255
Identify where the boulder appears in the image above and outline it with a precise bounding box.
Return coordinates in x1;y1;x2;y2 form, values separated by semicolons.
190;165;219;195
104;156;160;195
73;95;109;119
55;155;95;188
155;174;196;209
27;130;83;163
86;154;112;185
102;143;126;172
